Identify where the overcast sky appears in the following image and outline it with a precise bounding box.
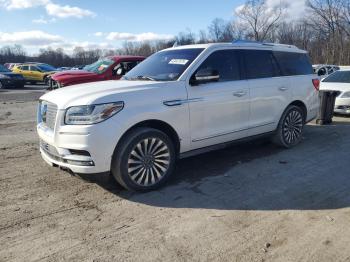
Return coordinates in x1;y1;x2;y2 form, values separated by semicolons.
0;0;307;54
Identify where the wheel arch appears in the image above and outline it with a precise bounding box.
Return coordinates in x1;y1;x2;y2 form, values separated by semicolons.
289;100;307;122
116;119;181;157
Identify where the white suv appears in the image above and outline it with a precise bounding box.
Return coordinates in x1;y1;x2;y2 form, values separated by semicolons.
37;41;319;191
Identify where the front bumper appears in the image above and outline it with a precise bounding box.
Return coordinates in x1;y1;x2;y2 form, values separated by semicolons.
37;109;124;174
334;97;350;114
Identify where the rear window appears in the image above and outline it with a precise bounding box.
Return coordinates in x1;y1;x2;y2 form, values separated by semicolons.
242;50;280;79
273;52;313;76
323;71;350;83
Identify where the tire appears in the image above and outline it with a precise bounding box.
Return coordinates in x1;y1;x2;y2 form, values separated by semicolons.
272;105;305;148
0;81;4;89
111;127;176;191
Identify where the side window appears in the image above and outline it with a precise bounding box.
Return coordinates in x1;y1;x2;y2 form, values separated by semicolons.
196;50;241;82
273;52;313;76
30;66;39;72
243;50;280;79
21;65;29;71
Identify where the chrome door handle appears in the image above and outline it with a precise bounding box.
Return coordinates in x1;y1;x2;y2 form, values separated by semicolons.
233;91;246;97
279;87;288;91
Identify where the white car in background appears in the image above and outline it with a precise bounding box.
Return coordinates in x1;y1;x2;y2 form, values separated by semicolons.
313;64;340;78
320;70;350;114
37;41;319;191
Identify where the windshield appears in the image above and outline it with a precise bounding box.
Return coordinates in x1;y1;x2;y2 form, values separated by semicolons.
124;48;204;81
37;64;56;72
0;65;11;72
323;71;350;83
85;58;114;74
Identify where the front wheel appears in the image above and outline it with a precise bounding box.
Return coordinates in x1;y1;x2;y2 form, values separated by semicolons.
273;105;305;148
111;127;176;191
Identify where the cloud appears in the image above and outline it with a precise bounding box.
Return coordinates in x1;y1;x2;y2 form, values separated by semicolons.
32;16;56;24
0;30;63;45
106;32;174;42
3;0;48;9
1;0;96;19
94;32;103;37
45;3;95;18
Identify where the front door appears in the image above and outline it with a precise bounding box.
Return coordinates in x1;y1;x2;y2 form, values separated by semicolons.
187;49;250;149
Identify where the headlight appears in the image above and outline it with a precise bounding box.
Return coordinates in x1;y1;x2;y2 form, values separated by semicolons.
0;74;10;79
341;92;350;98
65;102;124;125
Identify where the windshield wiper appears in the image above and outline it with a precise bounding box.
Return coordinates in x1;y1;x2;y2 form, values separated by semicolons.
129;75;157;81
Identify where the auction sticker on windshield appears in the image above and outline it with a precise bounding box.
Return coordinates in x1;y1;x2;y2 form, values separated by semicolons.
169;59;189;65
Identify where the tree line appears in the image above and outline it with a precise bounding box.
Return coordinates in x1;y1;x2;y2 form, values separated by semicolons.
1;0;350;67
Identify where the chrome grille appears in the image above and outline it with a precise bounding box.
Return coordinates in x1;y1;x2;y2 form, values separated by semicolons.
40;101;58;130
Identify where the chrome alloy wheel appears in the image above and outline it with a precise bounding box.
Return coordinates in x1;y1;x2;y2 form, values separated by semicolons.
283;109;303;144
127;137;170;186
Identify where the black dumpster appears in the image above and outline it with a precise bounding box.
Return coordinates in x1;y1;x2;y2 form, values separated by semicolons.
316;90;339;125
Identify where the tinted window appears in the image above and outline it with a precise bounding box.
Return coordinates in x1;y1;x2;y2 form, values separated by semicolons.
323;71;350;83
243;50;280;79
30;66;40;71
21;65;29;70
196;50;241;82
125;48;204;81
273;52;313;76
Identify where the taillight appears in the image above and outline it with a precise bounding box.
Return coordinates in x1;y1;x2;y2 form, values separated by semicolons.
312;79;320;91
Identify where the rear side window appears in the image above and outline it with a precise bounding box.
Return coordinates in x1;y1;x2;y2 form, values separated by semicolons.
197;50;241;81
242;50;280;79
323;71;350;83
273;52;313;76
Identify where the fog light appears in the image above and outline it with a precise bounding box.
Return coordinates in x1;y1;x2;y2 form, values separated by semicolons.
66;159;95;166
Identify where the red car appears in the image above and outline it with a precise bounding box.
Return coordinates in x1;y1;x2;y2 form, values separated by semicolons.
49;55;145;89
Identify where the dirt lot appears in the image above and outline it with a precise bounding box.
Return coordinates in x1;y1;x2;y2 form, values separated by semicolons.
1;87;350;262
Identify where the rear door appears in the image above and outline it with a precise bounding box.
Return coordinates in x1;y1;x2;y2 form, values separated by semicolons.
29;66;44;81
242;49;291;135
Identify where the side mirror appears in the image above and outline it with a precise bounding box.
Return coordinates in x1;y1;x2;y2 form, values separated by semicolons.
191;68;220;85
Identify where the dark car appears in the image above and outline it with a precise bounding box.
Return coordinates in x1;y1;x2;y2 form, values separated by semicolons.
0;64;25;89
49;56;145;89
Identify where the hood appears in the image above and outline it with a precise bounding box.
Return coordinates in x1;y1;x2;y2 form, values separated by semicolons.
320;81;350;93
51;70;98;85
40;80;171;109
52;70;97;78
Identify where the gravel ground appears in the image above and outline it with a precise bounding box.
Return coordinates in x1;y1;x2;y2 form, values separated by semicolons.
1;88;350;262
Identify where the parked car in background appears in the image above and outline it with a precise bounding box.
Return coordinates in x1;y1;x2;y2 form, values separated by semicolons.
320;70;350;114
37;41;319;191
5;63;21;70
57;67;71;71
71;65;85;70
49;56;144;89
0;64;25;89
12;63;57;84
313;64;340;77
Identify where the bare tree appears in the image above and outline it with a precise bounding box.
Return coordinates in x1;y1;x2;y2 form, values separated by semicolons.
235;0;285;41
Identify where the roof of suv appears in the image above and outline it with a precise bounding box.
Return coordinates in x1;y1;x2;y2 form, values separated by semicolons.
167;41;306;53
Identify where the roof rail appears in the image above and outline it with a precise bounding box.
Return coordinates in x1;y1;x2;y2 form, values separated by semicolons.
232;39;298;49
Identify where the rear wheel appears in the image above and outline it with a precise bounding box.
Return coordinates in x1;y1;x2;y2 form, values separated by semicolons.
111;128;176;191
273;105;305;148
